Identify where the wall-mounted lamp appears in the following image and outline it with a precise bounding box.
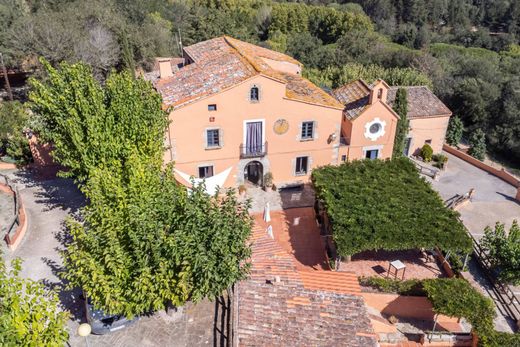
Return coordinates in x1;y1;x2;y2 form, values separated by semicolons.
327;133;337;144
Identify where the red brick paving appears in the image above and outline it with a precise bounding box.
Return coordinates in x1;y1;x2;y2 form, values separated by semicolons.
253;207;329;271
341;249;446;280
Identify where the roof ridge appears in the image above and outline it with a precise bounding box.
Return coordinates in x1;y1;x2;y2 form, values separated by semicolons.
223;36;262;74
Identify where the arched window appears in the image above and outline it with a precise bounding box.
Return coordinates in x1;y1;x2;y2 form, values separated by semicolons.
377;88;383;99
250;86;259;101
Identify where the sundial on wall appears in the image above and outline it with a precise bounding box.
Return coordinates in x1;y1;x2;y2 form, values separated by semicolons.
273;119;289;135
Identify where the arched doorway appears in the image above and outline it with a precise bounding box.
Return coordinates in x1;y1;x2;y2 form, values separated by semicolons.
244;161;263;186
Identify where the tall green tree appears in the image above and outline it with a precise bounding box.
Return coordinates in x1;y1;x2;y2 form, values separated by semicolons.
481;220;520;285
0;258;69;346
468;128;486;161
445;116;464;147
31;61;253;318
392;88;409;157
63;153;252;318
29;59;167;183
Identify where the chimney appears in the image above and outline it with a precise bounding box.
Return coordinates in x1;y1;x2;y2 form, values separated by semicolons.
369;79;389;105
158;58;173;79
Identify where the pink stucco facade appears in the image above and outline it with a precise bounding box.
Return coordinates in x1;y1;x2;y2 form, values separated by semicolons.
165;74;345;188
407;116;450;155
154;37;451;190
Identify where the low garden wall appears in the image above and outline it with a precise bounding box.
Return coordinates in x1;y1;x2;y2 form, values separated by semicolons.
0;162;17;170
361;292;459;326
435;247;455;278
443;144;520;189
0;175;27;251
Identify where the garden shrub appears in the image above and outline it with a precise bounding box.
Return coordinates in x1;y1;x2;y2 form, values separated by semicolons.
481;221;520;285
423;278;495;344
420;144;433;162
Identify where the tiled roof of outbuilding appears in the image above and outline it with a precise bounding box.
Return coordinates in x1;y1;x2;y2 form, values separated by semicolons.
386;86;452;119
332;80;372;120
332;80;452;120
154;36;343;109
236;223;376;347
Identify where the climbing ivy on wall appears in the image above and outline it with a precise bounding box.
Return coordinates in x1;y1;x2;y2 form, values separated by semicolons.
392;88;408;158
312;158;472;256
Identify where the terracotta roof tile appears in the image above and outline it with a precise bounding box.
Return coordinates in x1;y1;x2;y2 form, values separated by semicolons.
332;81;451;120
332;80;372;120
299;270;361;295
386;86;452;119
237;219;376;346
153;36;343;109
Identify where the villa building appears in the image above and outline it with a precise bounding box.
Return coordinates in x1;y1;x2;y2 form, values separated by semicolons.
150;36;451;191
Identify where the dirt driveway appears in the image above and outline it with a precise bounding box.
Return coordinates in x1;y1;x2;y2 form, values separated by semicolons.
430;153;520;239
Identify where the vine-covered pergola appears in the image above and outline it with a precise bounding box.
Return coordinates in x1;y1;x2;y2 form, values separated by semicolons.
312;158;472;257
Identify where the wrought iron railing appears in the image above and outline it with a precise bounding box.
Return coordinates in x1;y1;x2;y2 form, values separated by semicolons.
239;142;267;159
339;137;350;146
465;227;520;323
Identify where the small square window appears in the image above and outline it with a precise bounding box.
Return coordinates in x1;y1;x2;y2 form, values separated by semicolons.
206;129;220;148
341;155;347;162
301;121;314;140
295;156;308;176
425;139;432;144
208;104;217;111
198;165;214;178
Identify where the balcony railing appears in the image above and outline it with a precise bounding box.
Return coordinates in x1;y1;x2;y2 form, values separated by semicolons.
240;142;268;159
339;137;350;146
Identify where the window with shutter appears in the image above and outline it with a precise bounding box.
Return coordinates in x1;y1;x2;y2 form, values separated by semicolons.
206;129;220;148
301;121;314;140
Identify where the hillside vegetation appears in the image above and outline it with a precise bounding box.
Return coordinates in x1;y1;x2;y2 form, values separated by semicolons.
1;0;519;166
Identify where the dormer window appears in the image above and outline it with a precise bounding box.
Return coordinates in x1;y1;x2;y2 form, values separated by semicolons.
377;88;383;99
250;86;259;102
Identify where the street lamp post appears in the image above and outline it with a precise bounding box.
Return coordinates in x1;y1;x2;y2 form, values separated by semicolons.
77;323;92;347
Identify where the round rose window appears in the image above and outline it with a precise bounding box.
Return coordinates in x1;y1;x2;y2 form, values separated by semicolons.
364;118;386;141
369;123;381;134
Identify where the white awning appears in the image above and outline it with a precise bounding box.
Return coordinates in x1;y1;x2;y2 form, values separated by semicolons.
174;167;233;195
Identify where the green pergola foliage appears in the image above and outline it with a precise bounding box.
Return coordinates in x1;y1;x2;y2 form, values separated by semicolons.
312;158;472;256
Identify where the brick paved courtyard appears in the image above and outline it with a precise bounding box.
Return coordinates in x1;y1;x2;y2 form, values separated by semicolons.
340;249;445;280
253;207;329;271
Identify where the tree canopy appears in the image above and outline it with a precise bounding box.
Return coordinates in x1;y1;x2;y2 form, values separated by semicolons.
2;0;520;170
31;61;253;318
29;59;167;183
481;220;520;285
312;158;472;256
0;258;69;346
